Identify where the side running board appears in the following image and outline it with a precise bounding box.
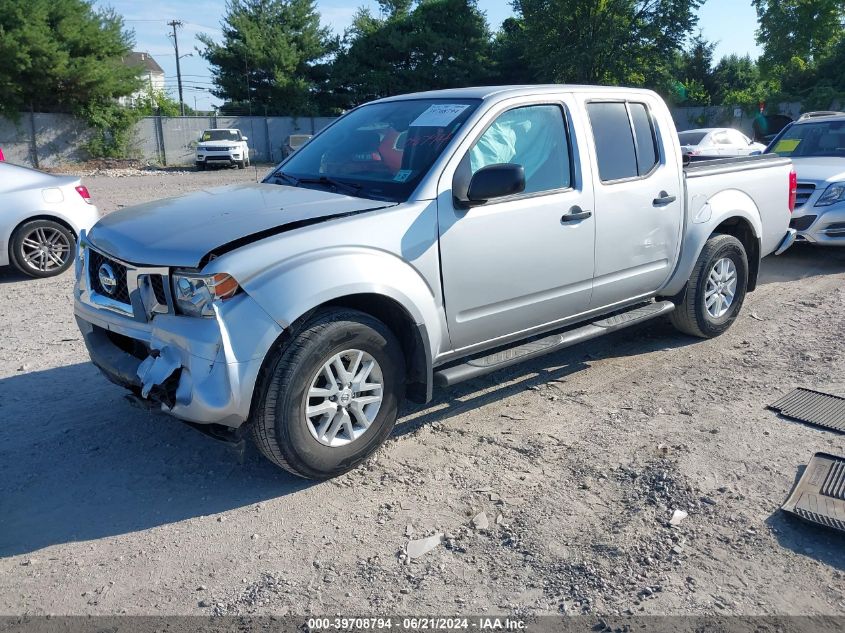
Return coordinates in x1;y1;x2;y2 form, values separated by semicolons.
433;300;675;387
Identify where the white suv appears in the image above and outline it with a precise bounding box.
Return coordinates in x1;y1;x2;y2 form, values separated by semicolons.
195;128;250;170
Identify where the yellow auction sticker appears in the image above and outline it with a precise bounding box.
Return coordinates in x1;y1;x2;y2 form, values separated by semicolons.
773;139;801;153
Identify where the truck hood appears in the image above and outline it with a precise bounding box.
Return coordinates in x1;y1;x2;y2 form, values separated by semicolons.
87;183;395;268
790;157;845;183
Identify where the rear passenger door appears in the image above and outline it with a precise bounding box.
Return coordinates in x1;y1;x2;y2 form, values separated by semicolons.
584;99;683;308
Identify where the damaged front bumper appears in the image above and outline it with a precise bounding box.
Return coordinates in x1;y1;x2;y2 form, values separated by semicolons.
74;244;283;428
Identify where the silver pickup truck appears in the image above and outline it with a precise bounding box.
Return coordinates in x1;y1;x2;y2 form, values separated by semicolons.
74;86;796;479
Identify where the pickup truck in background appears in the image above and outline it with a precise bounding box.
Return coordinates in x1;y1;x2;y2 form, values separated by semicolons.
74;85;796;479
195;128;250;170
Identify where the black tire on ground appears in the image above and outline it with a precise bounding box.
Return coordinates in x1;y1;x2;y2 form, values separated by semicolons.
196;162;206;171
237;160;246;169
9;219;76;278
669;233;749;339
250;308;406;479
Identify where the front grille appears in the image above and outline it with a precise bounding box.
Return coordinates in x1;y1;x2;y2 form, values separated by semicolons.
88;249;131;305
205;147;231;153
790;215;817;232
795;182;816;208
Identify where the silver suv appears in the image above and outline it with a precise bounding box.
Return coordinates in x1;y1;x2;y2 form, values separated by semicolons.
766;112;845;244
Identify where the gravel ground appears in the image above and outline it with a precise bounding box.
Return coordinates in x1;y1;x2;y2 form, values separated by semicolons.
1;168;844;617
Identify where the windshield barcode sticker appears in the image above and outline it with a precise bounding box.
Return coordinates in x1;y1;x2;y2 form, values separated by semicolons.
410;104;469;127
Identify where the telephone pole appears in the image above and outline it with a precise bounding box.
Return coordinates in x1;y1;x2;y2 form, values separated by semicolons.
167;20;185;116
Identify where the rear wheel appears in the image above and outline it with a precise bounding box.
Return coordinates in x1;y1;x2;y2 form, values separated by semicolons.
10;219;75;278
250;308;406;479
669;233;748;338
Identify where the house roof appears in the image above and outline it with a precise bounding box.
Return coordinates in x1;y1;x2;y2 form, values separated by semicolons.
125;52;164;75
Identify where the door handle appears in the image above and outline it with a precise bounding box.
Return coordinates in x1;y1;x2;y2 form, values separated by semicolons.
653;192;677;206
561;206;592;223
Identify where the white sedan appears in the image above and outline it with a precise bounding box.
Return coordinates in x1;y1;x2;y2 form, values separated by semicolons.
679;128;767;158
1;162;99;278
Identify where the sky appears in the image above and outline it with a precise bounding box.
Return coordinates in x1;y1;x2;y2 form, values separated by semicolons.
98;0;763;111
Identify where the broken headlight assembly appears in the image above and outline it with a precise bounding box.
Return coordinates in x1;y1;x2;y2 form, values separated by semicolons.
171;272;240;317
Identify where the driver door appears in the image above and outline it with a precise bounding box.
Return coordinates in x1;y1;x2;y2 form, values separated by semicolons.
437;99;596;352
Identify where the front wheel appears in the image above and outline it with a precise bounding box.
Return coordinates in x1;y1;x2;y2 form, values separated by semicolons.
237;160;246;169
669;233;749;338
250;308;406;479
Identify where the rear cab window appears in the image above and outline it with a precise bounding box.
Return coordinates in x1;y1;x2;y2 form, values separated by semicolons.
587;101;659;182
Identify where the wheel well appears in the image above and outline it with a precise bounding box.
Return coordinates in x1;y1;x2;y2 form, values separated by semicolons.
713;217;760;291
10;215;78;240
324;294;431;403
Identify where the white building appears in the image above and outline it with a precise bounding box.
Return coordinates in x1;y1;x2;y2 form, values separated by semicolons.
120;52;165;105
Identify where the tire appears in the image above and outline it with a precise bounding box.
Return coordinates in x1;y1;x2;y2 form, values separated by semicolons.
10;219;76;278
237;160;246;169
669;233;748;339
250;308;406;479
196;162;206;171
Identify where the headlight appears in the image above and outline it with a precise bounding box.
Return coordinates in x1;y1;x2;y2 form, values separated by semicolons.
815;182;845;207
171;272;240;317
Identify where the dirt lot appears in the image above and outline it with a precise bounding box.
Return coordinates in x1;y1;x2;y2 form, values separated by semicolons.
1;168;844;617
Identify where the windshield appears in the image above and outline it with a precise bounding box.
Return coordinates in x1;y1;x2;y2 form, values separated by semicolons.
202;130;239;142
678;131;708;145
266;98;481;201
767;120;845;157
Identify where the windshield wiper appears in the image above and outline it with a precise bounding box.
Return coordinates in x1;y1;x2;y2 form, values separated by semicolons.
268;171;364;197
270;171;300;186
296;176;363;196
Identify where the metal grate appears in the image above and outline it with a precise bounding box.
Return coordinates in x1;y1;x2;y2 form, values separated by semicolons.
781;452;845;533
88;249;131;305
769;387;845;433
794;182;816;208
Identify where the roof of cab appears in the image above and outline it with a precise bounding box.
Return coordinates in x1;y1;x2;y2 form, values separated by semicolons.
373;84;660;104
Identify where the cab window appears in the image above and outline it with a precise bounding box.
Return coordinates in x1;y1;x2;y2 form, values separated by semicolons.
468;105;571;195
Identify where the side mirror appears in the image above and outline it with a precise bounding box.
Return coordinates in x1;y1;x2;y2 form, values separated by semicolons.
242;136;248;141
456;163;525;207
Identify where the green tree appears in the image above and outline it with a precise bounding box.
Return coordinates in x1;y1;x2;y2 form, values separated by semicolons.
678;33;716;102
198;0;334;115
753;0;845;72
0;0;142;156
133;88;195;117
710;54;771;107
329;0;494;108
502;0;705;88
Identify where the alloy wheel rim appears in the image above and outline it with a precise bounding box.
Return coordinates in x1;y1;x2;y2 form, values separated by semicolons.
20;227;71;272
704;257;737;319
305;349;384;447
